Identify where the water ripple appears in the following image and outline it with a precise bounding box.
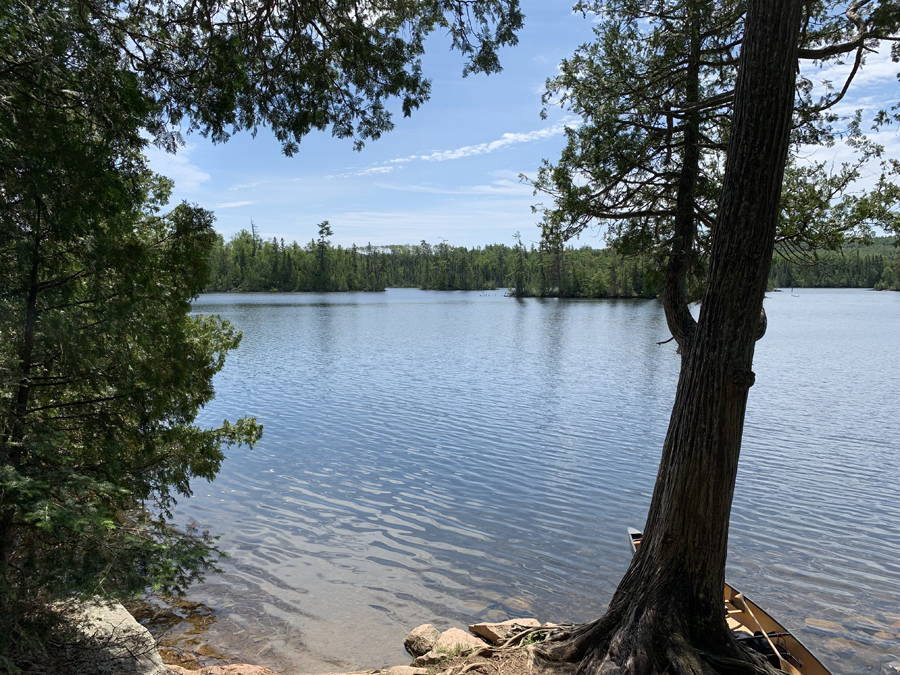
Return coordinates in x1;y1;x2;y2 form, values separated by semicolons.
180;288;900;673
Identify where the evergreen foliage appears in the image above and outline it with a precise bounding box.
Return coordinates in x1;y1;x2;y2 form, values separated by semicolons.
206;230;900;296
204;230;665;298
528;0;900;302
67;0;523;155
0;2;262;659
771;237;900;290
0;0;522;668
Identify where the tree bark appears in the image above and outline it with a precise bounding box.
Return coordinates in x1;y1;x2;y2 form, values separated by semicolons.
538;1;803;672
5;205;43;455
662;4;702;349
1;206;43;584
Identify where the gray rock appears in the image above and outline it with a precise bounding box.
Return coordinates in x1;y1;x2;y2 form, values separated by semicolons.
73;600;169;675
411;651;445;667
468;618;540;644
404;624;441;657
434;628;486;654
385;667;429;675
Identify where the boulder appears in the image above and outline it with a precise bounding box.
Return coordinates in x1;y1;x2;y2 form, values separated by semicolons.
404;624;441;657
434;628;486;654
468;618;540;644
73;600;170;675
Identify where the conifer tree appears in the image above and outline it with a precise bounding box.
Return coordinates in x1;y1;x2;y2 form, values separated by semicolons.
0;0;522;666
530;0;900;345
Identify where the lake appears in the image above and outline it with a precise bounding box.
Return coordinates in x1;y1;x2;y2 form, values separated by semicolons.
170;288;900;673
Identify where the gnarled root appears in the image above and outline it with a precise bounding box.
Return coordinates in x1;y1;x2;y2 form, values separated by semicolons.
531;610;779;675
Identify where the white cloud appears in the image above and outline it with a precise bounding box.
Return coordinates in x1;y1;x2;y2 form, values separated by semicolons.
398;120;577;163
347;166;397;178
143;144;211;192
357;166;395;176
332;119;580;179
470;179;534;195
802;43;899;116
797;128;900;195
375;178;532;196
216;200;254;208
807;46;898;89
228;180;266;191
325;165;398;179
374;183;461;194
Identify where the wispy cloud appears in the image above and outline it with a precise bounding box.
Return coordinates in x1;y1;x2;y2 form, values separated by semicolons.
806;46;898;90
470;179;535;195
357;165;395;175
374;183;461;194
331;119;579;179
228;180;266;191
395;120;577;163
143;143;210;192
325;165;397;179
802;44;899;118
375;178;532;196
216;200;254;209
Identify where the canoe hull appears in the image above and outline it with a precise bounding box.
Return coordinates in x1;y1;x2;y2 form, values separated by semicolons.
626;528;832;675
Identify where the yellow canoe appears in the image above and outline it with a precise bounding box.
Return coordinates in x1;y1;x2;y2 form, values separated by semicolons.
627;528;832;675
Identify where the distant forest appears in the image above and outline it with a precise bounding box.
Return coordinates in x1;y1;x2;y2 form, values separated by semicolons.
204;225;900;296
769;238;900;291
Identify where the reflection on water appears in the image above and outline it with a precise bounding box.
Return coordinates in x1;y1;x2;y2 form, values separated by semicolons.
170;288;900;673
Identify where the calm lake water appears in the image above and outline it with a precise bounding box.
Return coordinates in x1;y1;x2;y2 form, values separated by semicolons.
174;288;900;674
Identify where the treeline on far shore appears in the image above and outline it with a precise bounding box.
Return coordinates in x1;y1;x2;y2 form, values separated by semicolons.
770;238;900;291
204;226;900;296
204;225;663;297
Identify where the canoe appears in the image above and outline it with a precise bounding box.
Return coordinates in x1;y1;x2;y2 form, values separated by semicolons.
626;528;832;675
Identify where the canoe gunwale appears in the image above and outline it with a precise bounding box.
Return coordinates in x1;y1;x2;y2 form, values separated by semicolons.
625;528;833;675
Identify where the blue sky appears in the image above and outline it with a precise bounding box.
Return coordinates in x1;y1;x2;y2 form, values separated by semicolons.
145;3;900;250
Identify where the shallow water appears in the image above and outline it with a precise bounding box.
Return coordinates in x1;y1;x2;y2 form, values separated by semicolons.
172;288;900;673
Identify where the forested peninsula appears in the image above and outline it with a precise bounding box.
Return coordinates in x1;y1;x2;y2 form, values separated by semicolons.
204;228;900;296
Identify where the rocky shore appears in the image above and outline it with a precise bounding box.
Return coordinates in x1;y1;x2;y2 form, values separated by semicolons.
71;602;900;675
84;601;554;675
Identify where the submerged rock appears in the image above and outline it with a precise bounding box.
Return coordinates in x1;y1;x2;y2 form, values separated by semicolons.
804;617;844;632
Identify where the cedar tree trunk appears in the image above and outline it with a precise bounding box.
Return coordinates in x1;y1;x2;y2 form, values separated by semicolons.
537;1;802;673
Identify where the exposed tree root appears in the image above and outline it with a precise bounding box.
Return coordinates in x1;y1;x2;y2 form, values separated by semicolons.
523;615;782;675
441;621;781;675
439;609;791;675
